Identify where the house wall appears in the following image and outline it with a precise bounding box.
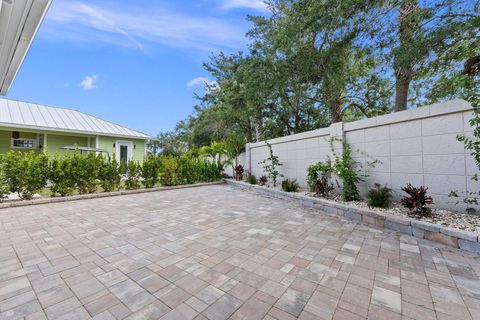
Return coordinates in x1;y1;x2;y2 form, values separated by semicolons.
45;133;91;156
0;129;40;154
0;128;147;162
243;99;477;211
97;136;146;162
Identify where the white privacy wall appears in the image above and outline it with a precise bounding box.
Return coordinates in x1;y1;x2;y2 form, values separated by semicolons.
244;99;477;211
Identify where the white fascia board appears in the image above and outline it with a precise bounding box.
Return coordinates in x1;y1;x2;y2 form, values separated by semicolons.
0;0;52;95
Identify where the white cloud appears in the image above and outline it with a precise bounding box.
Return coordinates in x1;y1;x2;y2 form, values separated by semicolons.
80;75;98;90
187;77;219;92
221;0;268;10
42;1;248;51
187;77;213;87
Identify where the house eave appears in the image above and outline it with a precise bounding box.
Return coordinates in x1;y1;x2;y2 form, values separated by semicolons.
0;122;152;140
0;0;52;95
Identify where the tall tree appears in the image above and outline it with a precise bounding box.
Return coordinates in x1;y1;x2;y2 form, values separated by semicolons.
394;0;419;111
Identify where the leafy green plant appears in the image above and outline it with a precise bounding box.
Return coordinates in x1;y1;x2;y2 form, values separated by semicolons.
367;183;392;208
259;141;283;187
73;152;100;194
258;175;268;186
3;151;49;200
401;184;434;217
307;160;332;189
125;160;142;189
224;132;246;174
247;174;257;184
199;142;229;171
49;154;76;196
0;155;10;201
331;139;362;201
281;179;299;192
141;156;160;188
98;156;122;192
158;155;178;186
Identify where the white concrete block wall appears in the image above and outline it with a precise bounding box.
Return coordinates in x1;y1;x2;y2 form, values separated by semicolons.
244;99;477;211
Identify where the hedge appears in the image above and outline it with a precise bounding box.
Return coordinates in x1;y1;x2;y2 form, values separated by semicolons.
0;150;223;200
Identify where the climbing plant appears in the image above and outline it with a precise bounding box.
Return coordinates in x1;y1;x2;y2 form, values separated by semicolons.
259;141;283;187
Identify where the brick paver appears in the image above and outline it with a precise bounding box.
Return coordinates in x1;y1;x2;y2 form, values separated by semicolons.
0;185;479;319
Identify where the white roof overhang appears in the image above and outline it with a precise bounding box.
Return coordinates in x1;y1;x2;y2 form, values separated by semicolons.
0;0;51;95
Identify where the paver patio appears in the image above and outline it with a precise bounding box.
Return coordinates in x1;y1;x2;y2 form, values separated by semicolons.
0;184;479;320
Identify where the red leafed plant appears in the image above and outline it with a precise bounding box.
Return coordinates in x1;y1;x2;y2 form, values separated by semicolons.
258;175;268;186
234;164;244;181
401;183;434;217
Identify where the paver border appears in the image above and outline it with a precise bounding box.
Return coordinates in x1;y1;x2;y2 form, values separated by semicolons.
0;181;226;209
225;179;480;255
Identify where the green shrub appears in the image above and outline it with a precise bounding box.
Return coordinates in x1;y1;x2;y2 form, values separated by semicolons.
195;158;222;182
247;174;257;184
73;152;100;194
281;179;299;192
306;160;333;191
177;156;198;184
307;160;334;197
125;160;142;189
49;154;76;196
158;156;178;186
0;156;10;201
141;156;160;188
98;156;122;192
367;183;392;208
3;151;49;200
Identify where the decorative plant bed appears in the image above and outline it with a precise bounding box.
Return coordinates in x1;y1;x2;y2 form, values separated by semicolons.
225;179;480;255
0;181;225;209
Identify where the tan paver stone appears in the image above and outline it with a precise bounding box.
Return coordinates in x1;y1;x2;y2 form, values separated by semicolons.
0;185;478;320
275;288;310;317
371;285;402;313
304;290;339;319
230;297;271;320
202;294;242;320
228;282;256;301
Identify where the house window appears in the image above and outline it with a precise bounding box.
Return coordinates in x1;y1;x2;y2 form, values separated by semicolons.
11;138;36;149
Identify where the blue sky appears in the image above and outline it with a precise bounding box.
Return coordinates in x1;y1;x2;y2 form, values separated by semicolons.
6;0;268;136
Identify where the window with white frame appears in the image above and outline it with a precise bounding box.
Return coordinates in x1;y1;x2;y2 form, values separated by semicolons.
11;138;36;149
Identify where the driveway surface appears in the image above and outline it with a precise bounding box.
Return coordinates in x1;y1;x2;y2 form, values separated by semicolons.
0;185;479;320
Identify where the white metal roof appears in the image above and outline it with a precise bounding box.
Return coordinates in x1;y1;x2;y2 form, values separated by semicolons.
0;0;52;95
0;98;152;139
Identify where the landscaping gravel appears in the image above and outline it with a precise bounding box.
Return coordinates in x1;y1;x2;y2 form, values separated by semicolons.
304;192;480;234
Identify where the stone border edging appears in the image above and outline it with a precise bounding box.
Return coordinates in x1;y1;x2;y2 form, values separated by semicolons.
0;181;226;209
225;179;480;255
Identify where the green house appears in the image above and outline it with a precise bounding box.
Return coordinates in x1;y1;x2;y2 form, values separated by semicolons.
0;98;152;164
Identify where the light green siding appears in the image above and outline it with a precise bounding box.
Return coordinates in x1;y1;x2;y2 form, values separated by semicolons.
97;136;146;162
0;129;40;154
0;128;147;162
0;130;11;154
45;134;92;157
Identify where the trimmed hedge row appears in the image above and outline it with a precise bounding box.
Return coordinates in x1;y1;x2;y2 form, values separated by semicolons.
0;151;223;200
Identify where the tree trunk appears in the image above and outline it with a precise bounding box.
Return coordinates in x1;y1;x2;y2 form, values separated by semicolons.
254;119;264;142
330;97;343;123
395;68;412;112
394;0;418;112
